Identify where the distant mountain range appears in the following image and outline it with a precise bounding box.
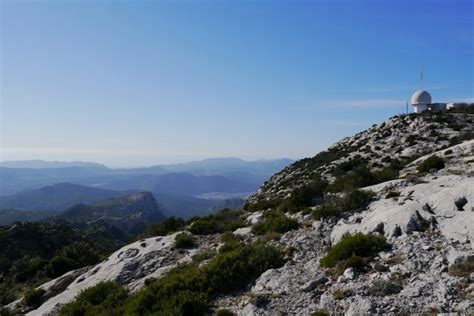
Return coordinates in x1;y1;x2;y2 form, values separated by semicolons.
0;183;124;211
0;158;292;195
0;183;247;224
56;192;165;233
0;160;107;169
0;158;292;220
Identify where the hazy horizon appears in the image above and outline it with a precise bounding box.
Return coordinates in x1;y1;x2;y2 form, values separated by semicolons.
2;0;473;166
0;156;296;169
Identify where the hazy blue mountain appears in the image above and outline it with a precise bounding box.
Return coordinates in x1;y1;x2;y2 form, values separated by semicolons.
56;192;165;233
0;167;111;196
154;193;244;219
96;173;258;196
0;209;59;226
0;158;293;196
0;183;125;211
0;181;241;220
0;160;107;169
156;158;294;183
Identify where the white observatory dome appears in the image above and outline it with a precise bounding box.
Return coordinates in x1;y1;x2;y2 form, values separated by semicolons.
411;90;432;105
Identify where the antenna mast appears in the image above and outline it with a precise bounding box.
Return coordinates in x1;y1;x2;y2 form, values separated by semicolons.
420;64;423;90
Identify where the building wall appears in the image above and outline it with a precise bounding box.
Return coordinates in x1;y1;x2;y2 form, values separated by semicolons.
414;104;428;113
430;103;447;111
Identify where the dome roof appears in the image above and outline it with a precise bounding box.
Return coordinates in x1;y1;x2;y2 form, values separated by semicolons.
411;90;432;105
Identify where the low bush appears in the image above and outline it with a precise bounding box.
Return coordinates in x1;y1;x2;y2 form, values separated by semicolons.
327;165;374;192
448;258;474;278
368;280;403;296
146;217;186;236
120;242;284;315
244;199;280;212
373;165;399;183
312;202;341;220
250;293;271;307
278;178;328;212
174;233;197;249
340;255;368;272
59;281;128;315
320;233;389;268
192;250;216;263
45;256;77;278
23;288;46;308
220;232;241;244
385;191;401;199
342;190;375;212
0;284;16;306
251;210;299;235
188;209;245;235
216;309;235;316
417;155;445;173
62;243;281;315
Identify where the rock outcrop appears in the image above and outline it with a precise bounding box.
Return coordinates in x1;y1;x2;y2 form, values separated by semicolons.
248;112;474;205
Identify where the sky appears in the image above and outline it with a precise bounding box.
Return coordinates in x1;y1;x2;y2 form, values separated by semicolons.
1;0;473;168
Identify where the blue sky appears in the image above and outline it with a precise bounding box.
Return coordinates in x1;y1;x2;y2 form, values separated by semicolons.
1;0;473;167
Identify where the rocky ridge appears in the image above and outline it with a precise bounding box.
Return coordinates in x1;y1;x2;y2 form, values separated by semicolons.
248;111;474;205
215;140;474;314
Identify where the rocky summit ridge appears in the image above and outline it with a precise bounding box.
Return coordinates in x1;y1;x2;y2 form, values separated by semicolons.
5;110;474;315
248;111;474;205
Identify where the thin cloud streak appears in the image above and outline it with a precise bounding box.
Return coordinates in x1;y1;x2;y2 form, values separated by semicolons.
313;99;405;109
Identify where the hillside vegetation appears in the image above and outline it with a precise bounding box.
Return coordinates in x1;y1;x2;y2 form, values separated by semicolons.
247;110;474;209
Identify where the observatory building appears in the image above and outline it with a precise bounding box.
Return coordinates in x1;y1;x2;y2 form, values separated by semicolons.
409;67;451;113
410;90;450;113
411;90;432;113
409;89;463;113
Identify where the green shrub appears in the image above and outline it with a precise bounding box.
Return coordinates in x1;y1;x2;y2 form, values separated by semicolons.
23;288;46;308
368;280;403;296
216;309;235;316
250;293;270;307
312;202;341;220
218;240;243;253
174;233;197;249
385;191;400;199
188;209;244;235
448;258;474;278
146;217;186;236
192;250;216;263
0;284;16;305
320;233;389;268
327;165;375;192
244;199;280;212
342;190;375;212
278;178;328;212
444;149;453;155
220;232;241;244
417;155;445;173
59;241;100;267
60;281;128;316
311;310;330;316
340;255;368;272
373;165;399;183
251;210;299;235
45;256;77;278
120;242;284;315
188;220;216;235
0;308;12;316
